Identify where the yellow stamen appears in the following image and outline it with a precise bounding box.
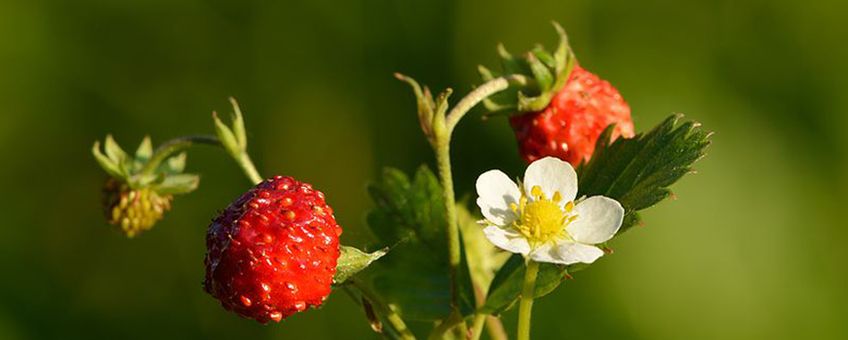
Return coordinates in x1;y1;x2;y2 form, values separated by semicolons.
512;186;578;246
530;185;544;199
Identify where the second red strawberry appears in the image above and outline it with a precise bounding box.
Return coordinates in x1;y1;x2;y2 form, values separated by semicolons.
510;65;635;166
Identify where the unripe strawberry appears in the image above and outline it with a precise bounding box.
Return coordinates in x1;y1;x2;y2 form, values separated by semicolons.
102;178;173;237
204;176;342;323
93;135;199;237
509;65;634;165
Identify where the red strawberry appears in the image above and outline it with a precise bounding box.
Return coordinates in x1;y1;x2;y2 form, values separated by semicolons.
509;65;635;165
204;176;342;323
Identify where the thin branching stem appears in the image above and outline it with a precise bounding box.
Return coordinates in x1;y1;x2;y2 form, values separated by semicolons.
140;135;220;175
430;74;529;337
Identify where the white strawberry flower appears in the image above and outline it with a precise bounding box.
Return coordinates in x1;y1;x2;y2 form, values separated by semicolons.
475;157;624;265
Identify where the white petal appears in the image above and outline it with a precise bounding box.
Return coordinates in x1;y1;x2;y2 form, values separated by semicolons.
554;241;605;265
566;196;624;244
483;226;530;255
476;170;521;225
523;157;578;203
528;243;567;264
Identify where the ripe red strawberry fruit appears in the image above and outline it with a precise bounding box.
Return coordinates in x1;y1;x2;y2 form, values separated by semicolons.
204;176;342;323
509;65;635;166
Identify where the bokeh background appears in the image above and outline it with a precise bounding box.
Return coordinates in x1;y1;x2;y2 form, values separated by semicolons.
2;0;847;339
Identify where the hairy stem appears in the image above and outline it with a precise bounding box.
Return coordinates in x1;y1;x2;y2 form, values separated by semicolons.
427;74;529;337
434;138;462;310
517;260;540;340
445;74;529;134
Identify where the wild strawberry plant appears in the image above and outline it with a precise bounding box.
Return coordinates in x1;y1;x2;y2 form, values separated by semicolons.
92;23;710;340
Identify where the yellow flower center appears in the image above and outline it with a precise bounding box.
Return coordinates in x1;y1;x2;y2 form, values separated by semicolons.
510;185;577;246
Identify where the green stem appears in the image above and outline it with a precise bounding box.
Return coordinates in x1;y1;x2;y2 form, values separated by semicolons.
470;313;487;340
445;74;529;134
434;138;462;308
351;279;415;340
517;260;540;340
234;152;263;184
140;134;262;185
140;135;220;175
426;74;529;338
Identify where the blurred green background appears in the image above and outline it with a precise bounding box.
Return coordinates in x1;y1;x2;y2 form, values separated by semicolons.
1;0;847;339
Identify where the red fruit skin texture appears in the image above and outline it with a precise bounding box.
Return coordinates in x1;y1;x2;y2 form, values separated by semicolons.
204;176;342;323
509;65;635;166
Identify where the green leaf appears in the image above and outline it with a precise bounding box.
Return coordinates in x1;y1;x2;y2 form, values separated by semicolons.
578;114;711;232
151;174;200;195
363;166;476;321
333;246;387;285
480;255;572;315
480;114;710;314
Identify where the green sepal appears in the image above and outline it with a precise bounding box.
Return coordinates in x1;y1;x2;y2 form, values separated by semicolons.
103;135;129;164
212;111;241;157
129;172;162;189
161;152;187;175
497;44;530;76
134;135;153;166
102;135;134;176
228;97;247;151
525;52;553;91
93;134;202;197
479;114;711;314
151;174;200;195
92;141;126;179
477;65;518;114
333;246;388;285
531;45;556;69
479;21;577;114
395;73;439;143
